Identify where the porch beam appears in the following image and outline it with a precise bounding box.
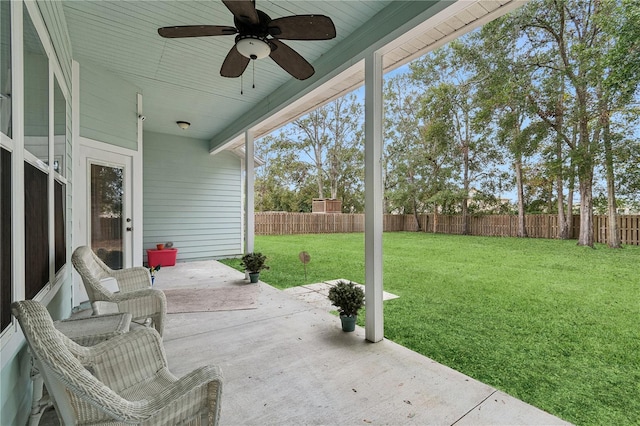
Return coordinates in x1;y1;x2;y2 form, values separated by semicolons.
364;51;384;343
244;129;255;254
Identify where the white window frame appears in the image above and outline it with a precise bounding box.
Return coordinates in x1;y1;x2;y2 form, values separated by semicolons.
1;0;71;360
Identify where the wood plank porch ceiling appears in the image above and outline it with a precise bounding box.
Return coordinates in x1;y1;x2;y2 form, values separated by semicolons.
60;0;522;150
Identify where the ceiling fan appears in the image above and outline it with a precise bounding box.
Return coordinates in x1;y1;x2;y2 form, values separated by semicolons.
158;0;336;81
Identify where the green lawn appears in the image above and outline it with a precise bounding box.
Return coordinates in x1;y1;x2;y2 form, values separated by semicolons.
220;233;640;425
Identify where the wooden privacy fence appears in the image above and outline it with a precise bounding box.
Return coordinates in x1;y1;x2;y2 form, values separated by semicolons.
254;212;640;245
92;217;122;241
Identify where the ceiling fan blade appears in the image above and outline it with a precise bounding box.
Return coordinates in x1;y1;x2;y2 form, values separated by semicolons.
222;0;259;26
268;15;336;40
220;45;251;78
268;39;315;80
158;25;237;38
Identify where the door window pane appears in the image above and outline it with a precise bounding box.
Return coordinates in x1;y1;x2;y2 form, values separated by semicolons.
23;5;49;163
1;148;11;330
91;164;123;269
0;1;11;138
55;180;65;273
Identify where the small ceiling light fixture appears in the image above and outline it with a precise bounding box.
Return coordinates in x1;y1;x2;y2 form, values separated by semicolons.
235;35;271;60
176;121;191;130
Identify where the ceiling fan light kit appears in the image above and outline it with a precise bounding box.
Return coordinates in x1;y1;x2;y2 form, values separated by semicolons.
158;0;336;80
236;35;271;60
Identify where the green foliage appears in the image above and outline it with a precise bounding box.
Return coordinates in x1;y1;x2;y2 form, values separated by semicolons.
240;252;269;273
148;264;161;276
222;233;640;425
384;74;462;216
94;166;123;216
327;280;364;317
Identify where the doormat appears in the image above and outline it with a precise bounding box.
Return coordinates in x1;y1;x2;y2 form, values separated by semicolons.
164;286;259;313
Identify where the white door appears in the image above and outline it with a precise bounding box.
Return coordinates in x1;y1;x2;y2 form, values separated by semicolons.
73;143;134;304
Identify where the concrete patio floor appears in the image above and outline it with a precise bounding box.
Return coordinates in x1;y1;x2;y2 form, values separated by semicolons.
150;260;570;425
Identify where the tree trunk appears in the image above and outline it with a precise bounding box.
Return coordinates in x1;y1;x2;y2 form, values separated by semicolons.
329;148;339;199
576;84;595;248
461;198;469;235
514;156;528;238
461;144;470;235
602;113;621;248
556;136;569;239
412;197;422;232
555;75;569;239
315;166;324;199
432;210;438;233
556;177;568;238
577;177;594;247
567;136;576;238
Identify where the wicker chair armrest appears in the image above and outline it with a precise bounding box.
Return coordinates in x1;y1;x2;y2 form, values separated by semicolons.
78;365;222;424
111;288;166;335
67;362;222;424
110;267;152;293
108;287;166;304
138;365;223;425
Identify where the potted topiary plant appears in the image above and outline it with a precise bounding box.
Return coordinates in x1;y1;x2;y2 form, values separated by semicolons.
240;252;269;283
328;280;365;332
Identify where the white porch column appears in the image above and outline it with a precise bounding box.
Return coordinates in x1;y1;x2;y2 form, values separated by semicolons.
364;51;384;343
244;129;255;254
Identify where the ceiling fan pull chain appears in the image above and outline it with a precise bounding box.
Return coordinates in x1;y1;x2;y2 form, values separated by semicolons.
252;62;256;89
241;74;244;95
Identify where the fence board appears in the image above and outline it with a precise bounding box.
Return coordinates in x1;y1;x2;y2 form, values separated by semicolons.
254;213;640;245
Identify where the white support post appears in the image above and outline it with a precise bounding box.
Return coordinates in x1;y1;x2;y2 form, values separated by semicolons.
364;51;384;343
71;60;80;306
48;58;55;285
12;1;25;304
134;93;144;266
244;129;255;255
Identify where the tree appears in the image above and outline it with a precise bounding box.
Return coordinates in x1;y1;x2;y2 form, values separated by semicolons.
514;0;640;247
410;42;500;234
254;94;364;212
383;75;458;229
287;94;363;203
473;20;548;237
593;0;640;247
254;134;317;212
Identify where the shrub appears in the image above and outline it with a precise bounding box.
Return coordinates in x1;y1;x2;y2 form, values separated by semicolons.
328;280;364;317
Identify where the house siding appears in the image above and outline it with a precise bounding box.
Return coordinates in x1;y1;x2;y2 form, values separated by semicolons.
36;0;72;88
79;59;139;150
0;347;32;426
143;131;242;263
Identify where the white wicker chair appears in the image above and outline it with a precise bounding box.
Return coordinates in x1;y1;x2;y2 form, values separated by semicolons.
12;300;223;426
72;246;166;335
